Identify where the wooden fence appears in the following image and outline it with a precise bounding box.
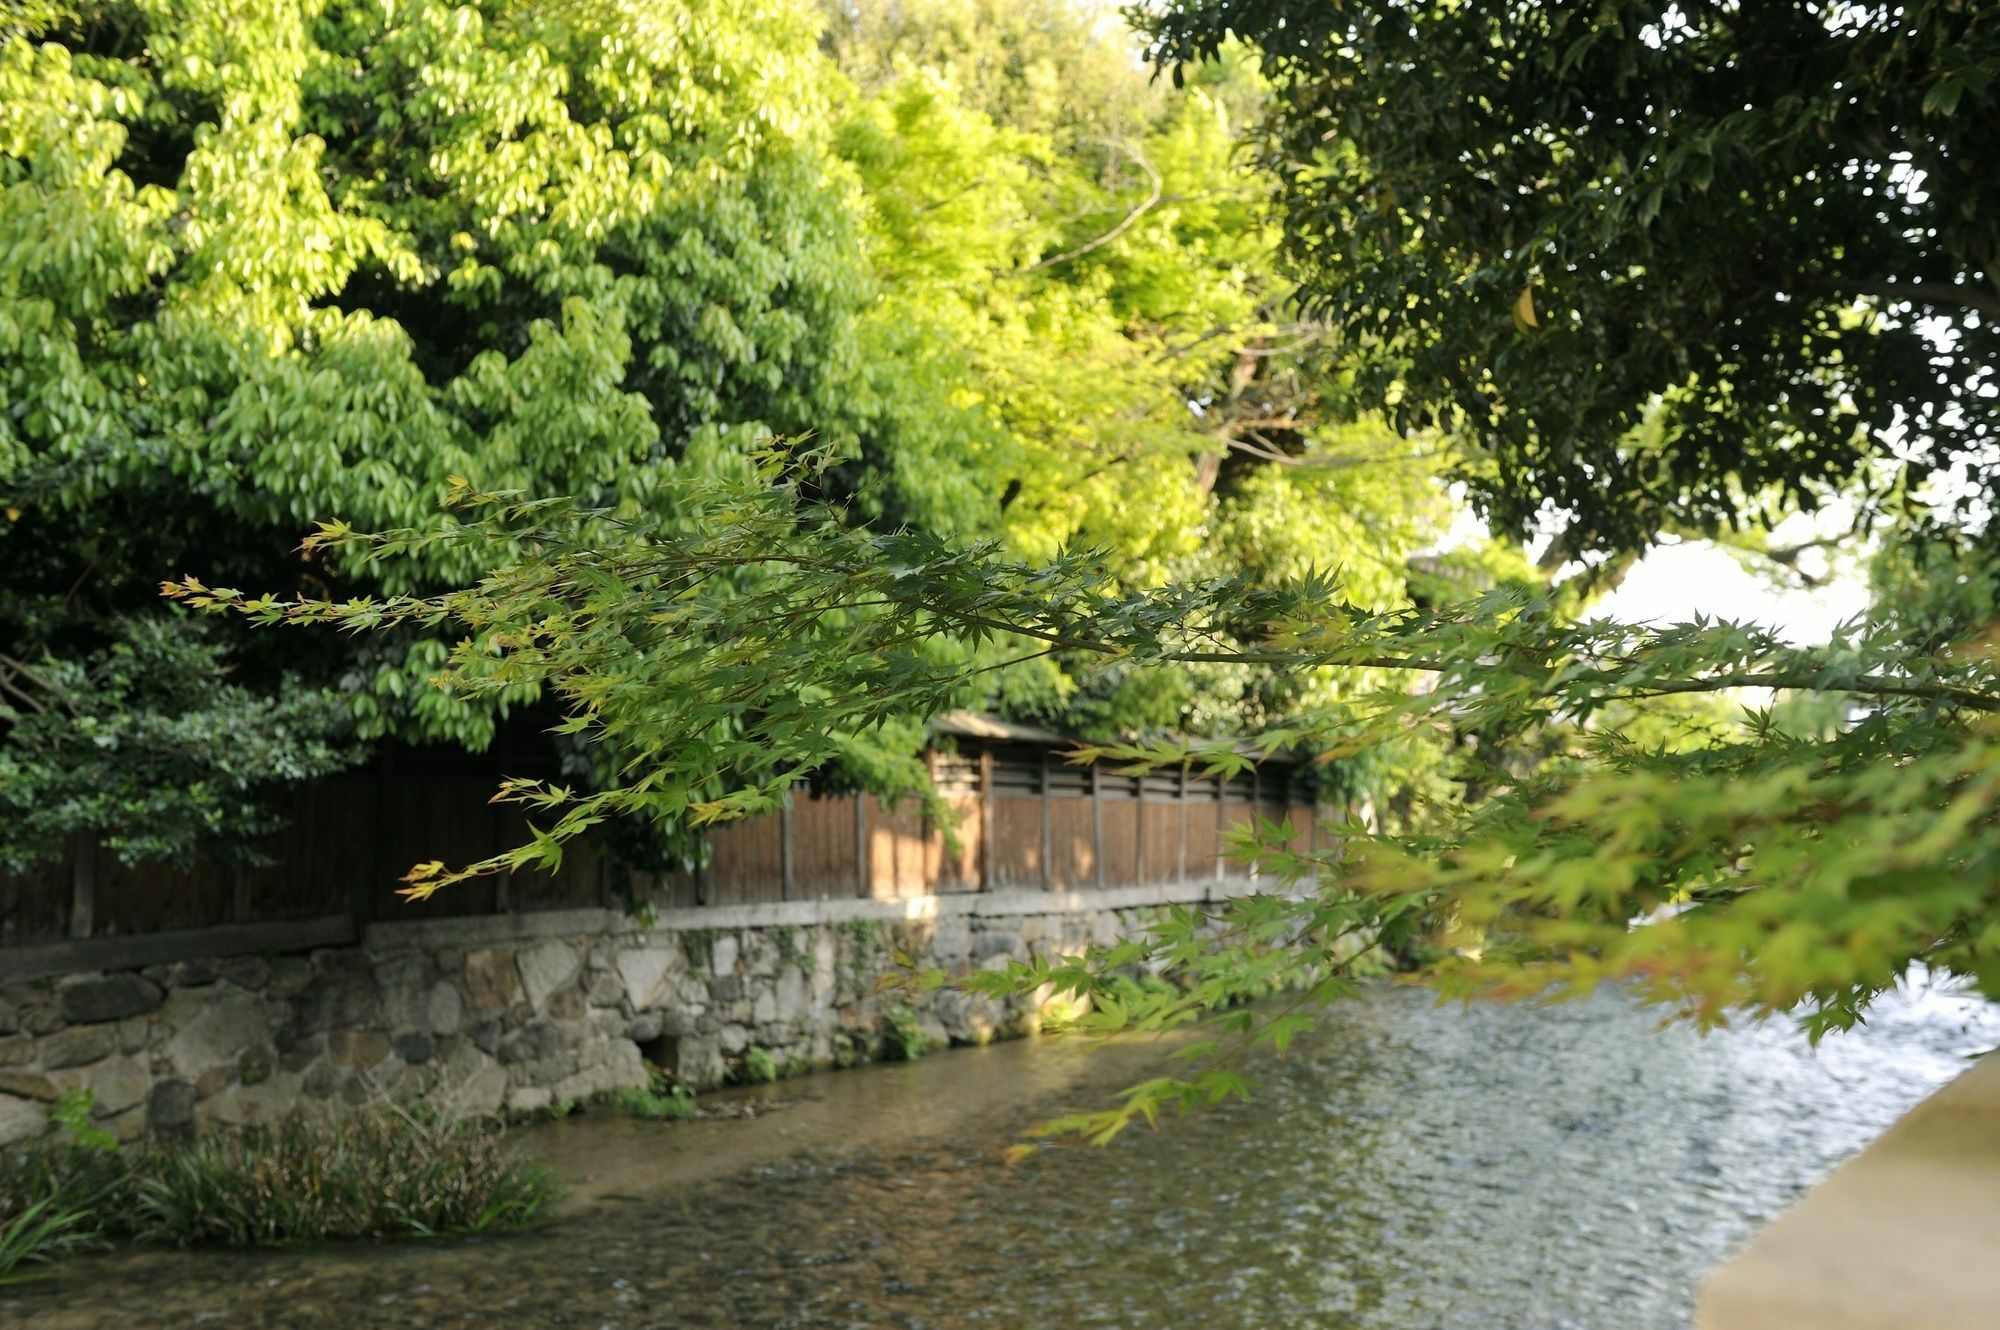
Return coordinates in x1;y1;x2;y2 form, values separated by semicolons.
1;722;1317;970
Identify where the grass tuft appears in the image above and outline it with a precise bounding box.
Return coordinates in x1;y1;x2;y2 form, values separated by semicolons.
609;1066;697;1120
0;1102;554;1277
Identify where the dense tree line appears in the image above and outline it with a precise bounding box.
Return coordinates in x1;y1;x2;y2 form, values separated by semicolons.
1;0;1512;872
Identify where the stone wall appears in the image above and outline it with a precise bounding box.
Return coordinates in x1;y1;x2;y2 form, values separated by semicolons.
0;882;1252;1144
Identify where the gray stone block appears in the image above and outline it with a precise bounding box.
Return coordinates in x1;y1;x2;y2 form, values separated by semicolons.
423;981;464;1034
59;974;164;1024
469;1017;502;1055
146;1078;197;1131
52;1054;149;1116
41;1024;119;1069
0;1093;48;1146
162;986;279;1079
464;949;517;1010
328;1028;390;1069
216;956;273;990
392;1032;435;1065
500;1021;563;1065
516;939;580;1012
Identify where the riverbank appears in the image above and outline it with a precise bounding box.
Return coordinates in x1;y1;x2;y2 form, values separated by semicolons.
2;885;1251;1145
5;979;1994;1330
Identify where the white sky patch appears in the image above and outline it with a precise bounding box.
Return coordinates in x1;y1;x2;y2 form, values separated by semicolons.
1594;539;1872;646
1432;484;1876;647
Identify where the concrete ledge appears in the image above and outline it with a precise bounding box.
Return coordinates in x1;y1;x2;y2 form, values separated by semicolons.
1697;1050;2000;1329
363;877;1276;950
0;914;357;983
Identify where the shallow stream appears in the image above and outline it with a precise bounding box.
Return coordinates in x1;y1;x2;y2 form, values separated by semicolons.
7;978;1996;1329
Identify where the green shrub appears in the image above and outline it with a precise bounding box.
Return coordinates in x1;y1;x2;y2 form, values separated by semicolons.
741;1045;780;1084
0;1100;554;1271
885;1004;928;1062
0;1090;129;1279
0;1145;128;1280
609;1065;697;1121
133;1109;554;1245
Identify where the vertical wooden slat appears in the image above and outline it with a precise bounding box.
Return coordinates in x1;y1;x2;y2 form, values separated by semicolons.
360;765;388;929
781;795;796;902
1040;753;1052;890
230;861;252;925
1135;781;1147;885
1250;766;1261;882
1091;762;1105;889
69;832;95;940
979;749;995;892
1177;766;1189;883
1215;772;1226;882
854;793;870;899
489;786;512;913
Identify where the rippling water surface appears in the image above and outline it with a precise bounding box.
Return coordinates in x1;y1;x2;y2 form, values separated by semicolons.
7;978;1996;1330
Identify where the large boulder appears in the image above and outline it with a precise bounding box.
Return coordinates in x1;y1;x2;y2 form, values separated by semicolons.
162;986;280;1080
463;950;518;1010
40;1024;118;1070
146;1079;197;1131
422;980;464;1034
516;940;580;1012
59;974;164;1024
50;1053;150;1116
435;1042;508;1118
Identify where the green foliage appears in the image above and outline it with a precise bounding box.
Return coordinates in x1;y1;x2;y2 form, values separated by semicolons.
740;1045;780;1084
0;618;357;873
178;449;2000;1138
675;930;715;968
823;9;1469;739
48;1089;116;1154
131;1108;555;1245
0;1093;125;1279
610;1066;697;1121
165;455;1158;895
883;1004;928;1062
1141;0;2000;556
770;925;813;976
6;0;1485;871
0;0;877;869
0;1105;551;1270
0;1192;96;1282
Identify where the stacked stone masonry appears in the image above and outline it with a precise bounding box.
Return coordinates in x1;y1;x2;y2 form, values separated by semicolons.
0;887;1239;1144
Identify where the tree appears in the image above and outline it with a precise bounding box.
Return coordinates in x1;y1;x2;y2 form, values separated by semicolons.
1140;0;2000;558
823;3;1494;744
4;0;1498;869
0;0;876;866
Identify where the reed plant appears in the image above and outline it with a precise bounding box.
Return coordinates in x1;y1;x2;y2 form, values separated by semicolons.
0;1098;554;1277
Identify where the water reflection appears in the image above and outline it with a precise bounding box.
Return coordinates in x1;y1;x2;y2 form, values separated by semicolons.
7;978;1995;1329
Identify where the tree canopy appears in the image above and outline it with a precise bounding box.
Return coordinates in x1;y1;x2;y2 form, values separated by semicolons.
2;0;1490;869
1142;0;2000;557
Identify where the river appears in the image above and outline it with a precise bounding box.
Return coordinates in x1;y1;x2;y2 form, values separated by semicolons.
6;977;1995;1329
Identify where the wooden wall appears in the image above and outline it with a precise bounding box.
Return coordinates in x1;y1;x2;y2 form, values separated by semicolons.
2;736;1320;950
